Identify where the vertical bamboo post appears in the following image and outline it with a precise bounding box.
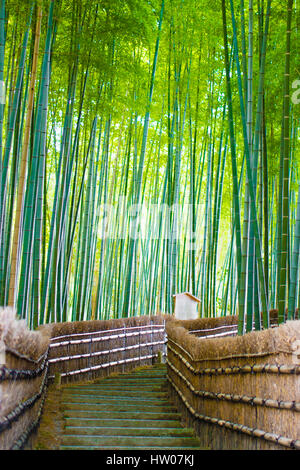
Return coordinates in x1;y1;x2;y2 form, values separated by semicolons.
150;319;154;364
122;324;126;372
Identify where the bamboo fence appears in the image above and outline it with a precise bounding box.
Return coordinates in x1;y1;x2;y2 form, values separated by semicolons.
166;313;300;450
0;310;50;450
42;315;167;384
1;309;300;450
0;313;167;449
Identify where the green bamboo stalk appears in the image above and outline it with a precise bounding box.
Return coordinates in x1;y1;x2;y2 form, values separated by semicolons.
17;1;53;321
8;5;42;309
0;0;5;186
229;0;271;331
221;0;243;332
287;182;300;320
278;0;293;323
122;0;164;317
0;3;33;306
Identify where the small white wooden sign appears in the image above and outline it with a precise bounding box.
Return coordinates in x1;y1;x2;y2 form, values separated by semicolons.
173;292;201;320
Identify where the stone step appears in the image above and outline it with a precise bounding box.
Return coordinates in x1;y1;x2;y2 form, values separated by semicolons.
63;410;181;420
64;425;196;437
54;364;202;451
62;384;167;392
90;378;167;385
63;389;168;397
94;372;167;380
64;417;184;428
95;372;166;380
62;394;169;403
62;399;177;413
105;371;166;376
61;394;171;404
96;372;166;384
90;380;166;387
61;435;201;449
62;402;178;413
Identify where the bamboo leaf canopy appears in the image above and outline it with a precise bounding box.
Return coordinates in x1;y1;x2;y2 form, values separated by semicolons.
0;0;298;334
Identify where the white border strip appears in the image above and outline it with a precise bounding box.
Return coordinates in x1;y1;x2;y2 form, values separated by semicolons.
50;327;165;349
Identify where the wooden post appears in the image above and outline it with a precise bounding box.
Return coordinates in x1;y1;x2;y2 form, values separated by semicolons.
54;373;61;388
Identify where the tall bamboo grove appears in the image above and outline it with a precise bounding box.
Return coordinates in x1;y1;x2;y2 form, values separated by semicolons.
0;0;299;334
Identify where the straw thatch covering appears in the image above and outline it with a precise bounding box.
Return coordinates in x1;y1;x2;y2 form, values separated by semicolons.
40;314;168;384
0;312;168;449
40;314;168;338
166;316;300;450
0;308;50;450
0;307;50;362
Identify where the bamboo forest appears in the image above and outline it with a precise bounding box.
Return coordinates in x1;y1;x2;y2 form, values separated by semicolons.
0;0;299;335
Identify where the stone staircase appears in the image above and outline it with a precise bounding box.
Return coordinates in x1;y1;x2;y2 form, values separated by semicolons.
59;364;201;450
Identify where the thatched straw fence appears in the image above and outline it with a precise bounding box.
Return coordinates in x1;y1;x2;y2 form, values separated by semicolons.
1;306;300;450
0;310;167;449
0;308;50;450
42;315;167;384
166;312;300;450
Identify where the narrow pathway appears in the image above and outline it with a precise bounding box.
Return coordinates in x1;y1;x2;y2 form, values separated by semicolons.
59;364;201;450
